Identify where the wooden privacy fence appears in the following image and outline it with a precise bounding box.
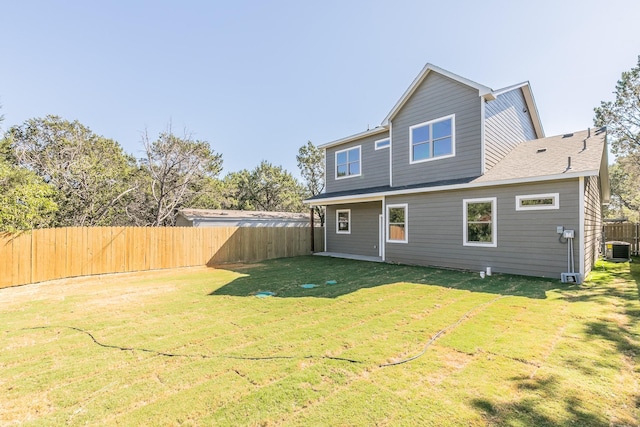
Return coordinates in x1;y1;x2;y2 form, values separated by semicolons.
0;226;325;289
603;223;639;256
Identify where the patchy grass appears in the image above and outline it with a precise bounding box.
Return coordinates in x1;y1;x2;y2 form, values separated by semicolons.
0;256;638;426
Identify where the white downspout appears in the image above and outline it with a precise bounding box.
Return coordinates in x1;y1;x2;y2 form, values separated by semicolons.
381;196;386;261
579;177;585;277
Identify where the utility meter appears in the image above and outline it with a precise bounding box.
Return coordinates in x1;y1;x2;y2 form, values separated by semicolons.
562;229;575;239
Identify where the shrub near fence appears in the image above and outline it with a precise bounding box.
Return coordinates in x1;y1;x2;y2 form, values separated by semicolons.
0;226;324;289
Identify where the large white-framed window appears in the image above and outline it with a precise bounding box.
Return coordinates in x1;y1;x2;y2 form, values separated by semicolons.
386;203;408;243
410;114;455;164
335;146;361;179
336;209;351;234
516;193;559;211
375;138;390;150
463;197;497;247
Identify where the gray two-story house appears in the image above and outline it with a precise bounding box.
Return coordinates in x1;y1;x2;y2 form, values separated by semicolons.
305;63;609;280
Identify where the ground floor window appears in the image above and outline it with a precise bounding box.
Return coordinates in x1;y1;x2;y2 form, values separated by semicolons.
386;204;408;243
336;209;351;234
463;197;497;247
516;193;559;210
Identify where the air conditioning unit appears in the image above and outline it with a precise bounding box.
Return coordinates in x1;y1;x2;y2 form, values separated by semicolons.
605;241;631;262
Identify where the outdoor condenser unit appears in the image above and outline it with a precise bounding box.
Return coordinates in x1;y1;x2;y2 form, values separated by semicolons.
605;241;631;262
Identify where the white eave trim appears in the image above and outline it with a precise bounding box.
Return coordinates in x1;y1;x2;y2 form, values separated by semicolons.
318;127;389;149
491;81;530;96
382;63;494;126
521;83;545;138
304;169;600;206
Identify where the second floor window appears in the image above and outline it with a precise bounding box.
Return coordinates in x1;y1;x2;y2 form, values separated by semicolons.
336;146;361;179
410;115;455;163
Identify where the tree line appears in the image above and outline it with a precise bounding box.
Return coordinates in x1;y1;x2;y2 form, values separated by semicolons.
0;115;325;231
3;55;639;231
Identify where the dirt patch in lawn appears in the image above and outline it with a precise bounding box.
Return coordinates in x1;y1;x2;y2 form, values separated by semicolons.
0;267;212;307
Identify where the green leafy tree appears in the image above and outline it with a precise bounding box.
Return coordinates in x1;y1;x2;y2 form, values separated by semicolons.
594;55;640;157
0;108;57;231
226;161;306;212
0;159;58;231
142;127;223;226
188;177;228;210
594;55;640;221
606;159;640;221
5;116;140;226
296;140;325;224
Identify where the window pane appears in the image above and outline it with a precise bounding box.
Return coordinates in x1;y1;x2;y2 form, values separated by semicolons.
349;161;360;175
522;198;554;206
467;223;492;242
412;125;430;143
389;224;405;241
389;207;405;224
348;147;360;161
433;119;452;139
413;142;431;161
337;211;349;231
336;151;347;165
337;164;347;177
376;139;390;148
433;137;452;157
467;202;492;222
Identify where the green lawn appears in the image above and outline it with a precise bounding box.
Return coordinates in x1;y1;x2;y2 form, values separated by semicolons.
1;256;638;426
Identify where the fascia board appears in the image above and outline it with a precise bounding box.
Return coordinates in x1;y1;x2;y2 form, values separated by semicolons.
318;127;388;149
520;83;545;138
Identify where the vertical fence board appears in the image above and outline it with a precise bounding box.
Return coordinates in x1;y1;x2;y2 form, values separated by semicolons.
53;228;66;280
83;227;92;277
17;232;32;286
1;234;14;288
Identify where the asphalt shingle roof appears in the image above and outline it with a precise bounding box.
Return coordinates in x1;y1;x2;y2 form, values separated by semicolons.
476;127;606;183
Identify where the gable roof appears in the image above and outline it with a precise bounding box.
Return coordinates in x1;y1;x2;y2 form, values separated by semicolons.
320;63;545;148
382;63;496;126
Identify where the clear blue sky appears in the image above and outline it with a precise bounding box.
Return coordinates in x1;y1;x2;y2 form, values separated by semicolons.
1;0;639;177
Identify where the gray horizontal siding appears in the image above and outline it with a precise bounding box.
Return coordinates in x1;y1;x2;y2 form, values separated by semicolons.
384;179;581;278
391;72;482;187
326;202;381;257
583;176;602;275
325;131;390;193
485;88;537;171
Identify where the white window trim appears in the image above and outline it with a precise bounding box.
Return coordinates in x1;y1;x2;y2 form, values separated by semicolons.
515;193;559;211
386;203;408;244
335;145;362;180
409;114;456;164
375;138;390;150
336;209;351;234
463;197;497;247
